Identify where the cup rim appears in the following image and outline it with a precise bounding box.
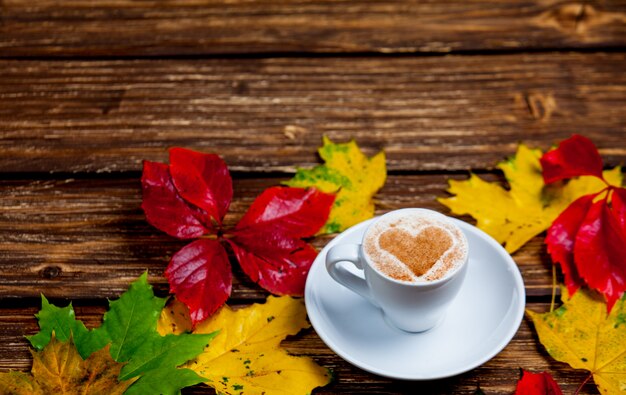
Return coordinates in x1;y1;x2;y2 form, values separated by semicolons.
360;208;469;287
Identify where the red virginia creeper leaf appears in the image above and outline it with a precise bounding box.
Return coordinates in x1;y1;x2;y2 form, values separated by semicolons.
235;186;334;237
228;187;335;295
574;197;626;311
228;236;318;295
540;134;604;184
165;238;232;326
169;148;232;225
546;194;596;296
612;187;626;233
141;161;211;239
515;370;563;395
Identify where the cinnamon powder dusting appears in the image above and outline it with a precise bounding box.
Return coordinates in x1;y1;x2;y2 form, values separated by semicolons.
378;227;453;277
363;211;468;283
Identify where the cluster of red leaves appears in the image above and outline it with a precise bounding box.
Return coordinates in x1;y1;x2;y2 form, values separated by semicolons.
541;135;626;311
515;370;562;395
142;148;334;325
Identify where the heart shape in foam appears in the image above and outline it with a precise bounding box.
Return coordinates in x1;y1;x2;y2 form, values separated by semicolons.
378;226;453;277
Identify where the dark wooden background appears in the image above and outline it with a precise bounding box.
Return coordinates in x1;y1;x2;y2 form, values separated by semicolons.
1;1;626;393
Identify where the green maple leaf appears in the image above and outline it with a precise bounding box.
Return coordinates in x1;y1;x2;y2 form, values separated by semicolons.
27;273;215;395
92;273;215;394
119;332;218;386
26;295;107;359
92;272;169;362
123;365;208;395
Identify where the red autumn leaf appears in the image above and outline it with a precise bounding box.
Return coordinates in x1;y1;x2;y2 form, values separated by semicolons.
227;187;335;295
540;134;604;184
545;194;595;296
235;186;333;237
541;134;626;311
141;161;211;239
169;147;232;225
515;370;563;395
574;196;626;311
142;149;336;324
165;238;232;325
612;187;626;232
228;236;318;296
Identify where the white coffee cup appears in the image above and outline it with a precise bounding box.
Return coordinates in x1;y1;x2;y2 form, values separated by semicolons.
325;208;469;332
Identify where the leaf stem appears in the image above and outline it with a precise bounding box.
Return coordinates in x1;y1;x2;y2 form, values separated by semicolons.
550;265;557;312
574;373;593;395
606;186;615;203
594;187;611;204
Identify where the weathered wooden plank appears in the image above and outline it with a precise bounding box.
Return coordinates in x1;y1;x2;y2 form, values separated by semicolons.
0;175;565;299
1;1;625;56
0;303;599;394
1;54;625;173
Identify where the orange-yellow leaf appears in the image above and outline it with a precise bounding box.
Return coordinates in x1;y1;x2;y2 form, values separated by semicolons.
438;144;622;253
284;136;386;233
158;296;331;395
0;335;135;394
527;288;626;394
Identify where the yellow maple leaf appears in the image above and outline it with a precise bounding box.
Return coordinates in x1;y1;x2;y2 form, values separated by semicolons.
0;335;135;395
527;288;626;394
158;296;331;395
284;136;386;233
438;144;622;253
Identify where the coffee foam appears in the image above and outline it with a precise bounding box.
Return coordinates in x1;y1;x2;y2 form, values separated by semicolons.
363;210;468;283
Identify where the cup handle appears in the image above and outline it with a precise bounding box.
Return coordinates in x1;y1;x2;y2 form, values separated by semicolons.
325;244;376;305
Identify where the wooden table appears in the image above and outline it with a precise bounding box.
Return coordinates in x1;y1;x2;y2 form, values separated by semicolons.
1;1;625;393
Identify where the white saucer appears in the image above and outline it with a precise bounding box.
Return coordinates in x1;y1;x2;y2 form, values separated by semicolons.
305;217;525;380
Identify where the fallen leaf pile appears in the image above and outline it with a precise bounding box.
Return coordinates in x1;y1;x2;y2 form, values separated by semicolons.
438;142;621;253
0;337;134;395
1;275;330;395
542;135;626;310
285;136;386;233
3;274;213;395
158;295;331;395
440;134;626;393
527;287;626;394
142;148;335;325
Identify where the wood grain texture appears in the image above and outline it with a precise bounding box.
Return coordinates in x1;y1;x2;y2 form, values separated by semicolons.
1;4;622;393
1;1;626;56
0;175;566;300
1;53;626;174
0;303;599;394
